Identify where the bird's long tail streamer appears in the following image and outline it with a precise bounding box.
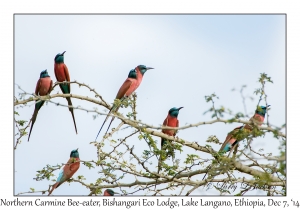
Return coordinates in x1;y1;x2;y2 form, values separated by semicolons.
95;98;125;140
28;109;39;142
48;182;59;196
95;108;113;140
103;105;121;137
28;101;45;141
66;97;78;134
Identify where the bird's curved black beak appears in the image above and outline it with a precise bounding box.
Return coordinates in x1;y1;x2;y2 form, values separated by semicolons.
178;107;184;110
114;192;120;194
76;148;79;151
267;105;271;107
146;67;154;70
62;51;66;55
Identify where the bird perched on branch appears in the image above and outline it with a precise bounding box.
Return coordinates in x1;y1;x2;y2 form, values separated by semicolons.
54;51;78;134
28;69;53;141
103;189;119;196
202;105;270;180
219;105;271;154
48;149;80;196
156;107;183;189
95;65;154;140
160;107;183;161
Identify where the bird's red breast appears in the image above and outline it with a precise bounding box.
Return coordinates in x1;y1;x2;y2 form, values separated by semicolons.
54;63;70;82
35;77;52;96
244;113;265;130
162;114;179;136
132;68;144;90
252;113;265;125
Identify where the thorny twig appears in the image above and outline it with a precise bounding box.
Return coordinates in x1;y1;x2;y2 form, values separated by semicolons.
14;75;285;196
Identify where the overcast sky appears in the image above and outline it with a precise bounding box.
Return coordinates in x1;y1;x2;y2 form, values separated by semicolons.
14;14;285;196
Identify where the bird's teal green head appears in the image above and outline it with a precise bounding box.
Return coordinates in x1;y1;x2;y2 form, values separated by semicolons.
40;69;50;78
169;107;183;118
105;189;119;196
70;148;79;158
137;65;154;75
255;105;271;117
54;51;66;63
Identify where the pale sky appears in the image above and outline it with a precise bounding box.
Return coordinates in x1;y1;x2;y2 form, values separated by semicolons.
14;14;285;196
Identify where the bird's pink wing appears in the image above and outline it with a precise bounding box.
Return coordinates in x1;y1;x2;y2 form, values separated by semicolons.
163;118;168;126
63;64;71;92
162;117;168;134
47;80;53;94
62;158;80;178
69;159;80;172
116;79;133;99
219;126;243;152
54;64;59;81
35;79;42;95
174;119;179;136
161;117;169;148
219;133;234;152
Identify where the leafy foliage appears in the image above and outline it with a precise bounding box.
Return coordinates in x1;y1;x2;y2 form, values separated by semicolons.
14;73;286;196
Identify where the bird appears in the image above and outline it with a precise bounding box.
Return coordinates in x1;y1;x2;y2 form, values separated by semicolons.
156;107;183;189
95;65;154;140
202;105;270;180
103;189;119;196
160;107;184;161
48;148;80;196
54;51;78;134
219;105;271;154
28;69;53;141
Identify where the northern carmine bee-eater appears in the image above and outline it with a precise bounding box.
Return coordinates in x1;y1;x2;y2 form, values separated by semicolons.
219;105;271;154
202;105;270;180
160;107;184;161
28;70;53;141
95;65;154;140
54;51;78;134
103;189;119;196
48;149;80;196
156;107;183;188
